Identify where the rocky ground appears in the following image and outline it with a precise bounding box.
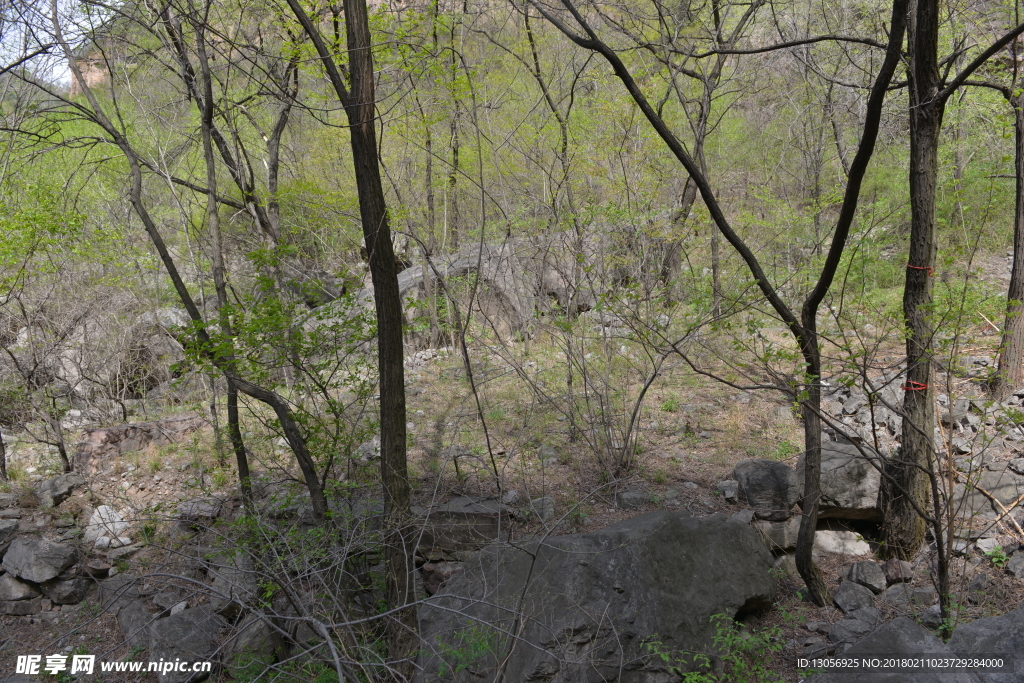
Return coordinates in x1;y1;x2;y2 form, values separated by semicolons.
1;345;1024;682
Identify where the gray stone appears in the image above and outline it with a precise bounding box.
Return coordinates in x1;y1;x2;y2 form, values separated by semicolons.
829;617;875;644
94;536;111;549
1;537;77;583
84;505;128;543
912;585;938;606
733;459;801;521
208;551;257;619
833;580;875;614
754;517;801;552
0;574;40;600
0;492;15;508
414;497;514;561
1009;458;1024;476
1005;553;1024;578
843;561;886;594
814;530;871;556
882;558;913;585
107;543;142;561
718;479;739;503
149;606;226;683
418;511;775;681
615;489;650;509
0;509;21;519
731;509;755;525
225;613;275;675
33;472;86;508
529;496;554;522
880;581;913;602
0;519;17;551
920;604;956;630
949;603;1024;682
176;497;221;526
501;489;520;505
39;575;89;605
98;574;146;615
118;599;156;649
976;537;1000;554
798;442;882;520
0;596;41;615
153;590;184;614
953;468;1024;520
847;606;881;626
805;617;981;682
421;561;464;596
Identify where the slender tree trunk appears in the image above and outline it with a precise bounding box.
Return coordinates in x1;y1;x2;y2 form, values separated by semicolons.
195;18;253;508
663;177;698;302
991;98;1024;399
341;0;416;669
883;0;941;561
284;0;415;672
795;323;829;606
0;426;6;481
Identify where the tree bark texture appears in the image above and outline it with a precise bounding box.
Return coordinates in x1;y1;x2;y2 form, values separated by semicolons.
992;98;1024;399
883;0;940;560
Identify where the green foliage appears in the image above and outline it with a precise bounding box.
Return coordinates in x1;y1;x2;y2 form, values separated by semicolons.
435;626;500;678
643;614;785;682
985;545;1010;569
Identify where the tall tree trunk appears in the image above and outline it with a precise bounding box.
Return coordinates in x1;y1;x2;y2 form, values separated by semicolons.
795;324;829;606
195;16;253;508
344;0;416;669
883;0;941;561
991;97;1024;399
0;427;6;481
284;0;415;673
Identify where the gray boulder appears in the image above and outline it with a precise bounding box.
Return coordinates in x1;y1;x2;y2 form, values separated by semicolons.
40;575;90;605
953;468;1024;520
843;561;887;594
949;603;1024;682
418;496;513;557
34;472;86;508
1;537;77;583
882;558;914;585
0;574;40;601
224;614;276;676
84;505;129;544
418;511;775;682
149;606;226;683
176;497;221;527
208;551;257;619
118;599;157;650
833;580;875;614
754;517;801;552
0;596;41;615
805;617;981;682
98;574;146;615
733;459;801;521
0;519;17;552
798;442;882;521
1006;553;1024;579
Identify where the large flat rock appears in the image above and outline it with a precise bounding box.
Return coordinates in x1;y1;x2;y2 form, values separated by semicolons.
417;511;775;682
798;442;882;521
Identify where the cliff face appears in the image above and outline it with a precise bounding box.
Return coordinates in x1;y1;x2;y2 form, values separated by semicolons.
68;57;107;97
